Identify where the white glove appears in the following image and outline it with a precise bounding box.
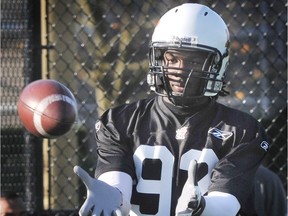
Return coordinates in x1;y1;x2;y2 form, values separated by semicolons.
175;160;203;216
73;165;123;216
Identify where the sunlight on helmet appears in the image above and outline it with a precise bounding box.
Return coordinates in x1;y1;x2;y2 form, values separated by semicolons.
148;3;230;107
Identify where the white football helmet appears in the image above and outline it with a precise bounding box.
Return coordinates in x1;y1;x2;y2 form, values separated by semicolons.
147;3;230;107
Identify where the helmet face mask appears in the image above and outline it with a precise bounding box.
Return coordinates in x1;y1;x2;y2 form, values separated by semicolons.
148;42;226;107
147;3;230;107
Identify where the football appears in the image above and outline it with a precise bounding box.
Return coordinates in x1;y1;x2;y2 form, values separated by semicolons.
17;79;78;138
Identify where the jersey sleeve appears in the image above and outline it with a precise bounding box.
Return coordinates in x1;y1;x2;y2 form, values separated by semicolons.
208;111;270;209
94;106;136;179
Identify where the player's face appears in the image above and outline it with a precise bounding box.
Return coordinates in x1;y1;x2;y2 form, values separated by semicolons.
163;50;208;96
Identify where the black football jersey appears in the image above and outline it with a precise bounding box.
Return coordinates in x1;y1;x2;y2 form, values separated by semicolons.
94;96;269;216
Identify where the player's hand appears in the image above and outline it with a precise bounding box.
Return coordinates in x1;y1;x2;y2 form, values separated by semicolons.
73;165;123;216
175;160;202;216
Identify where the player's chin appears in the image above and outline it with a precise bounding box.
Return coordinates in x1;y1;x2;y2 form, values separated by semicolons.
171;85;184;94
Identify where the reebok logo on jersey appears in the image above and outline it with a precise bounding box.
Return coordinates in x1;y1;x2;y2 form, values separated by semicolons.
176;126;188;140
260;141;269;151
209;128;233;140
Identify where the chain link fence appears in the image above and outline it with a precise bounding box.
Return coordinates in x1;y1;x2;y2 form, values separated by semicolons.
1;0;287;213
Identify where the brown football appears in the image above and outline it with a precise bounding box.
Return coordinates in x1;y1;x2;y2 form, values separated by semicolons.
17;79;77;138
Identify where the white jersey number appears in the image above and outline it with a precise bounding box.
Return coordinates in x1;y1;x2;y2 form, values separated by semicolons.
130;145;219;216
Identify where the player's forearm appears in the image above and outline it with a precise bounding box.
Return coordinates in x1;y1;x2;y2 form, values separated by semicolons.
201;191;240;216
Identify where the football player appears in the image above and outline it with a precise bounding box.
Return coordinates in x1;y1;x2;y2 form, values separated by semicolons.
74;3;270;216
